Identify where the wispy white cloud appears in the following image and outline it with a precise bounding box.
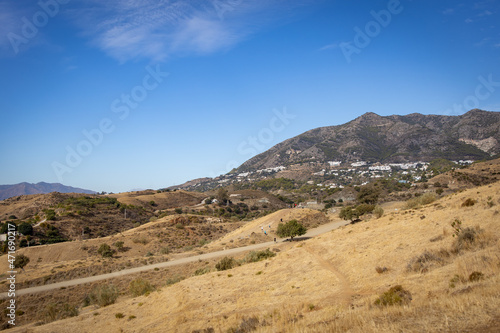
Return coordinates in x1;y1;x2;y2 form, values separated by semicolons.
0;2;25;52
442;8;455;15
319;43;338;51
475;37;491;46
68;0;319;63
478;9;493;16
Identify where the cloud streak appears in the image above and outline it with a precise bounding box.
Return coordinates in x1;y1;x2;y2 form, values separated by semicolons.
68;0;317;62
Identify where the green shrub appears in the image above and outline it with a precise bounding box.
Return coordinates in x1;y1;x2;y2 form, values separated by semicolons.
449;274;466;288
113;241;125;251
244;249;276;263
355;204;375;215
129;278;155;297
132;236;149;245
373;206;384;218
194;267;211;276
43;209;56;220
14;254;30;269
405;192;437;209
215;256;237;271
43;303;79;322
374;285;412;306
115;313;124;319
175;208;183;214
97;243;115;258
420;192;437;205
87;284;119;307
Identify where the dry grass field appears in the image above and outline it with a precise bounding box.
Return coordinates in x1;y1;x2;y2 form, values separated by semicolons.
5;177;499;332
0;214;241;291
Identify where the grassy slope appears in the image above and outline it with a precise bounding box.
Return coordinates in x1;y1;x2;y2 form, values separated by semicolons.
12;181;499;332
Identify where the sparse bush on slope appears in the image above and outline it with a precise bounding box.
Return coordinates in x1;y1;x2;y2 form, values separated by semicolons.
216;256;237;271
374;285;412;307
405;192;437;209
129;278;155;297
85;284;119;307
244;248;276;263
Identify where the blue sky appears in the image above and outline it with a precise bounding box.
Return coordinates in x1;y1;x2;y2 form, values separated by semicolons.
1;0;499;193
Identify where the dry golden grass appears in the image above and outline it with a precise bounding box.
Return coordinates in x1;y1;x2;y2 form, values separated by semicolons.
207;208;329;250
109;190;206;211
0;214;241;291
8;181;499;332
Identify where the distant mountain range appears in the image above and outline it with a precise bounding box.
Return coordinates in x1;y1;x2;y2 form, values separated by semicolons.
0;182;95;201
236;109;500;173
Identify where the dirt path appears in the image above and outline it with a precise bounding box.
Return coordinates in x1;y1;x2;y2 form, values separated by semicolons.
0;219;349;299
303;245;353;307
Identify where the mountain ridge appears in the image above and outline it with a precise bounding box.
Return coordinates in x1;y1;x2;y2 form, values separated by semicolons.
0;182;95;201
235;109;500;173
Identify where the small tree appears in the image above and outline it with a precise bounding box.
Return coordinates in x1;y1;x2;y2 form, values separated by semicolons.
357;185;380;204
18;222;33;236
339;206;360;222
14;254;30;269
276;219;307;241
216;188;229;205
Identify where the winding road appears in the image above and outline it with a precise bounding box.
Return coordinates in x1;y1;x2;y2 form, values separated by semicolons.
0;219;348;299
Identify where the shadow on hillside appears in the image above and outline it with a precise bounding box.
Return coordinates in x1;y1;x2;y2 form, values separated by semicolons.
283;236;311;242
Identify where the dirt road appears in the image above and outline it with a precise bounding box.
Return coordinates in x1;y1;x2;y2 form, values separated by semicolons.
0;219;348;299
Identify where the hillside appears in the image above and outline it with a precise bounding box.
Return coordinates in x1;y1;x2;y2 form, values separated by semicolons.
8;178;499;332
237;109;500;172
0;182;95;201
